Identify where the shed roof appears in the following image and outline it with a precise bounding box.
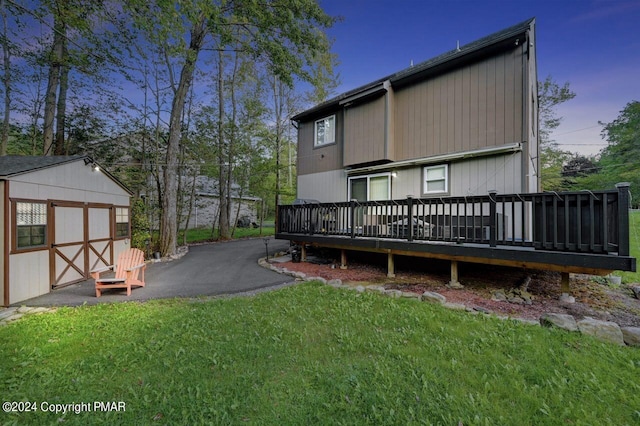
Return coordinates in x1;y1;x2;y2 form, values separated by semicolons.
0;155;133;195
0;155;85;177
292;17;535;121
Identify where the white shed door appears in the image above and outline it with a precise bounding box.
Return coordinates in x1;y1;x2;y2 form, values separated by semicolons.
51;202;86;287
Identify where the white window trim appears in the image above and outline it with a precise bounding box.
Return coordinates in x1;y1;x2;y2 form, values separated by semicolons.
314;115;335;147
423;164;449;195
348;172;392;201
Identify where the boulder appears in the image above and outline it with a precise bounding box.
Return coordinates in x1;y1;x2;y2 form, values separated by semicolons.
621;327;640;347
577;317;625;346
421;291;446;304
539;313;578;332
630;285;640;300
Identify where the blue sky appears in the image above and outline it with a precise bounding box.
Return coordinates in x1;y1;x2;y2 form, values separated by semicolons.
318;0;640;156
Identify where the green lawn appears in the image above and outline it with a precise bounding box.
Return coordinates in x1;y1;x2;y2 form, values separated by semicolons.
2;283;639;425
616;210;640;284
177;223;275;244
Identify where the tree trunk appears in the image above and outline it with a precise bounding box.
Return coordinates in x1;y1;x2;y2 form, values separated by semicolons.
54;53;69;155
43;13;65;156
0;0;10;156
216;49;230;239
159;16;206;256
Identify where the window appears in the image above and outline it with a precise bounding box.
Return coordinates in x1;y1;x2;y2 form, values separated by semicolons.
115;207;129;238
314;115;335;147
348;173;391;201
16;202;47;249
423;165;448;194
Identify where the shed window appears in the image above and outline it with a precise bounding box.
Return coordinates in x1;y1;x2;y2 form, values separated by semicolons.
423;165;449;194
115;207;129;238
314;115;335;146
16;202;47;248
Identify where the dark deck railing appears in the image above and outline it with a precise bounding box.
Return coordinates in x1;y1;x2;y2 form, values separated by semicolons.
277;183;631;256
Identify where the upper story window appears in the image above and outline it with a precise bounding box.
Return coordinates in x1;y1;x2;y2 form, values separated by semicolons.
115;207;130;238
423;164;448;194
314;115;335;147
15;201;47;249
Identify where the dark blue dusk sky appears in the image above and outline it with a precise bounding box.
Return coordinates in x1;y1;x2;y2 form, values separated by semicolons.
319;0;640;156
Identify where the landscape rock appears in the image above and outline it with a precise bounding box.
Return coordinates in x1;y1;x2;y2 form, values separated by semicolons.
630;285;640;300
443;302;467;311
621;327;640;347
327;279;343;287
355;285;366;293
401;291;420;299
491;290;507;302
577;317;625;346
559;293;576;304
0;307;18;320
384;289;402;298
365;285;386;294
539;313;578;332
421;291;446;304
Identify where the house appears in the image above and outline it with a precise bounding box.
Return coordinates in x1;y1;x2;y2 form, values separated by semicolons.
0;156;132;306
182;175;260;230
294;18;538;203
277;18;635;283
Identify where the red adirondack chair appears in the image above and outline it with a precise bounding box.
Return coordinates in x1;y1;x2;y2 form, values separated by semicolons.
91;248;146;297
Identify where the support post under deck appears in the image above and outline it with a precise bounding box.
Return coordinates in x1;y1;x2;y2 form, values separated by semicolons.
340;249;347;269
448;260;463;289
387;252;395;278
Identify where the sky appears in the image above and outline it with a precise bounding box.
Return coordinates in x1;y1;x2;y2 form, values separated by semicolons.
317;0;640;156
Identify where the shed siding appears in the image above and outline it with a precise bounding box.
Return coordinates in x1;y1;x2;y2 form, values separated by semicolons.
343;95;387;166
297;111;343;176
393;47;524;161
8;160;130;204
9;251;49;304
0;181;4;304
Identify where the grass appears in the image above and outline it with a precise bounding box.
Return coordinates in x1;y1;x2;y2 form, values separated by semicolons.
176;222;275;244
616;210;640;284
2;283;640;425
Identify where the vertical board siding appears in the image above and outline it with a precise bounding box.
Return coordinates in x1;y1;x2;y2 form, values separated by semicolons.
343;96;386;166
297;115;342;175
393;47;526;163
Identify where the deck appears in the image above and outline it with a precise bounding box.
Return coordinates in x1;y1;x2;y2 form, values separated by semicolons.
276;184;636;277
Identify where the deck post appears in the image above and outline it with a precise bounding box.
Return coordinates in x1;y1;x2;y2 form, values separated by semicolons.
616;182;631;256
350;199;356;239
340;249;347;269
489;190;497;247
387;252;395;278
407;195;414;242
301;244;307;262
448;260;463;288
560;272;570;293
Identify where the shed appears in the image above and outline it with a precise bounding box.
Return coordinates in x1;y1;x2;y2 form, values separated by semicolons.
0;155;133;306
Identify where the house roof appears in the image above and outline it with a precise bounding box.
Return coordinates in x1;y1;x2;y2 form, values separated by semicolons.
0;155;133;195
292;17;535;121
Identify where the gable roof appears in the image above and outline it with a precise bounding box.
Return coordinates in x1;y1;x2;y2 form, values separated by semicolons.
293;17;535;121
0;155;85;177
0;155;133;195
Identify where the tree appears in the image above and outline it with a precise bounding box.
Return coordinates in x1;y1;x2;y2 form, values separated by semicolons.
560;154;598;188
538;75;576;190
125;0;336;256
576;101;640;206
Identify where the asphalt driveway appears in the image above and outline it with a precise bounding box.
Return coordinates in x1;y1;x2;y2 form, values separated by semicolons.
18;238;292;307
